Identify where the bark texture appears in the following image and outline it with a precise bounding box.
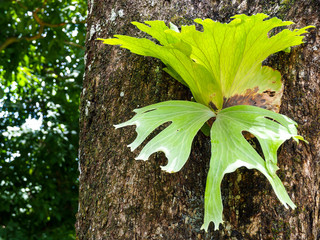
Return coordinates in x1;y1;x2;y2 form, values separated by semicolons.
76;0;320;239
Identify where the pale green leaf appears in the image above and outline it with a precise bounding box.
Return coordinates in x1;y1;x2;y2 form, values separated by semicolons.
115;101;215;172
97;35;219;106
98;13;313;109
202;105;301;231
102;14;311;232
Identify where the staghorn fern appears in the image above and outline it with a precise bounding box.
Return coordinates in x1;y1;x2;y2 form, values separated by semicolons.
99;13;313;231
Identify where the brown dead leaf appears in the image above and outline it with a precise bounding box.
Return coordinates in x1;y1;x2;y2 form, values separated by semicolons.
222;86;283;113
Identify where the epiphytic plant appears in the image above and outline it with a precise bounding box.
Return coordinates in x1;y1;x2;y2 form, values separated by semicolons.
98;13;313;231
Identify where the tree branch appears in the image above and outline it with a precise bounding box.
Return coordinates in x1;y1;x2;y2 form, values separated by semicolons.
25;25;45;41
0;37;19;52
0;0;85;51
64;41;85;50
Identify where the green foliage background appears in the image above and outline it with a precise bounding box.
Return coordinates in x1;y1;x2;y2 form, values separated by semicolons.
0;0;86;239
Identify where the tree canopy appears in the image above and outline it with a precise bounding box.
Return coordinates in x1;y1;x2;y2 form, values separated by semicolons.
0;0;86;239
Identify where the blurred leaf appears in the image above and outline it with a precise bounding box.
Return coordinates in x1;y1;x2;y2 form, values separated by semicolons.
0;0;87;239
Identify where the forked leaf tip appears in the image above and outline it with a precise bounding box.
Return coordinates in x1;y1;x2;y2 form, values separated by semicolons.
200;224;207;232
160;165;175;173
127;143;134;151
97;38;108;44
293;135;309;144
169;22;179;32
284;201;296;210
282;20;294;26
135;152;148;161
135;157;148;161
114;122;129;129
200;222;220;232
303;25;316;30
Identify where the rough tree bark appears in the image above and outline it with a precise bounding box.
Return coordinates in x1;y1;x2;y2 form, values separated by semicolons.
76;0;319;239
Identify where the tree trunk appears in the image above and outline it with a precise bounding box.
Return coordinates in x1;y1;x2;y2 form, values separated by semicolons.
76;0;319;239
